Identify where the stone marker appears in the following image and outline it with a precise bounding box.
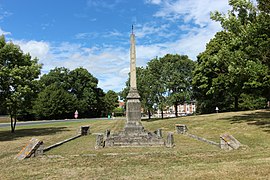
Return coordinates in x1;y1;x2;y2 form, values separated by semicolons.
105;129;111;140
175;124;188;134
154;129;162;138
15;138;43;160
220;134;241;150
95;134;104;149
80;126;90;136
34;144;44;157
166;132;174;148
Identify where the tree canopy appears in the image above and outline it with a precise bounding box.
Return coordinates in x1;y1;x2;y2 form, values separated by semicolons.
193;0;270;113
0;35;42;132
33;67;105;119
121;54;195;118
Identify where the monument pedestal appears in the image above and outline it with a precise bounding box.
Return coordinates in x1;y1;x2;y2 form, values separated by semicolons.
105;89;165;147
124;89;144;134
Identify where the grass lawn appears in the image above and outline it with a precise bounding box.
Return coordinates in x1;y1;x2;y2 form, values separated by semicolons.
0;110;270;179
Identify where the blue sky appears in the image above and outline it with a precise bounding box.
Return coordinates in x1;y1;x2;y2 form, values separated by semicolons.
0;0;230;92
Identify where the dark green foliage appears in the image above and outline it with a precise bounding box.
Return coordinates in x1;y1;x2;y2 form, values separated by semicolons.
193;0;270;113
160;54;195;117
33;67;105;119
239;93;267;110
0;35;42;132
33;84;76;119
104;90;118;115
113;107;125;117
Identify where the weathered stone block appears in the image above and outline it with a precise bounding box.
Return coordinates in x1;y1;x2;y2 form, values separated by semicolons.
220;134;241;150
166;132;174;148
80;126;90;136
95;134;104;149
154;129;162;138
34;144;44;157
15;138;43;160
175;124;188;134
105;129;111;140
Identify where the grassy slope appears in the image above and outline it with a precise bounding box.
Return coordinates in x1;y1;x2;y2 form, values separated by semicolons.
0;110;269;179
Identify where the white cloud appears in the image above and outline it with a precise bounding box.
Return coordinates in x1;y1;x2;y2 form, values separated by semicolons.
136;0;230;60
135;23;171;39
154;0;230;26
0;27;11;36
14;40;50;60
145;0;162;5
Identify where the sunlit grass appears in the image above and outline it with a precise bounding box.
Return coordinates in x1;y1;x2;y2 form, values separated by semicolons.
0;110;269;179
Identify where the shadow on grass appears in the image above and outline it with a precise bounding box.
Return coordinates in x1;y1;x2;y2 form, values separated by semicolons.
0;127;69;141
218;110;270;133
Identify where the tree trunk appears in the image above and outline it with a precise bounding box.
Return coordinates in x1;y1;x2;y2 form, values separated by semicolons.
174;103;178;117
148;109;151;119
161;108;164;119
234;96;239;111
10;116;16;133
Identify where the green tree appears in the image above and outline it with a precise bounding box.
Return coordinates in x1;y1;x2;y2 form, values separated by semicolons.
68;67;101;117
160;54;195;117
104;90;118;116
35;67;103;119
147;57;167;119
193;0;270;113
33;84;76;119
0;35;41;132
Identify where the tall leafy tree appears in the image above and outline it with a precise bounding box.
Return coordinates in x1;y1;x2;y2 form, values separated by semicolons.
193;0;270;113
137;67;155;119
161;54;195;117
0;35;41;132
34;67;103;119
104;90;118;116
68;67;101;117
147;57;167;118
33;84;76;119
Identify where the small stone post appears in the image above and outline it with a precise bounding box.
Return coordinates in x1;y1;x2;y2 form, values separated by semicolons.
80;126;90;136
95;134;104;149
34;143;44;157
105;129;111;140
154;129;162;138
166;132;174;148
175;124;188;134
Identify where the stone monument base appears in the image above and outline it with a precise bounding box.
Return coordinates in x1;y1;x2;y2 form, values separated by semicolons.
105;130;165;147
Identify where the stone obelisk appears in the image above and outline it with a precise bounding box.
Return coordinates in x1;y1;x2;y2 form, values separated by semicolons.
104;26;165;147
124;25;144;134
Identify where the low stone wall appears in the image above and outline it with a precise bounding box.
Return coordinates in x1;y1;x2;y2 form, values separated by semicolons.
186;133;219;147
176;124;241;150
44;134;81;152
16;126;91;159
